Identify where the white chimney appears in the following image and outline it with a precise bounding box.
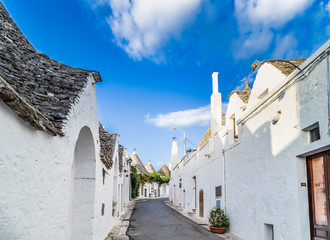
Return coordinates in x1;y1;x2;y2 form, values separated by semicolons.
171;138;178;170
211;72;222;135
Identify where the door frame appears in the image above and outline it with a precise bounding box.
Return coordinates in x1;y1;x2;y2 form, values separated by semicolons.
307;150;330;240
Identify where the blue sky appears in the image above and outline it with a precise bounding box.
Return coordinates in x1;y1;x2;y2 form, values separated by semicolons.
2;0;329;170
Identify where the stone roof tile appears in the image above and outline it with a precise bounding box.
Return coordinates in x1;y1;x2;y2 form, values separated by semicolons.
268;59;306;76
99;124;117;169
158;164;171;178
0;3;101;136
228;82;252;104
145;161;156;174
130;149;147;174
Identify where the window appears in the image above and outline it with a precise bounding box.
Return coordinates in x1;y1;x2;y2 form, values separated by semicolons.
101;204;105;216
102;168;106;185
215;186;222;197
216;200;221;209
303;122;321;143
310;126;320;143
230;114;238;139
264;224;274;240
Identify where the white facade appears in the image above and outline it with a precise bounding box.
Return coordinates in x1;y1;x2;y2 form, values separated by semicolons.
170;40;330;240
0;76;103;240
0;5;132;239
224;41;330;240
169;72;224;220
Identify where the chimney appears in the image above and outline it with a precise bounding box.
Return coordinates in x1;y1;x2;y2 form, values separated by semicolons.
171;138;178;170
211;72;222;135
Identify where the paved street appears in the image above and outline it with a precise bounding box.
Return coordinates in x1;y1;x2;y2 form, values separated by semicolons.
127;198;223;240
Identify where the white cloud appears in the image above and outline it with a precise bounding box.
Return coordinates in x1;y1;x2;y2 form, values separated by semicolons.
235;72;256;91
234;29;273;59
320;1;330;15
146;105;210;128
103;0;202;61
235;0;313;27
233;0;313;59
84;0;108;10
272;33;298;59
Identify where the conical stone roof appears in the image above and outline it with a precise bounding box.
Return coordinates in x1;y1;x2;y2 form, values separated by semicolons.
130;149;147;174
145;160;156;174
158;164;171;178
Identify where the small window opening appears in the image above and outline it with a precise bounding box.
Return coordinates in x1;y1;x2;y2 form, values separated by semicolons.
216;200;221;209
215;186;222;197
303;122;320;143
102;168;106;185
264;224;274;240
310;126;320;143
230;114;238;139
101;203;105;216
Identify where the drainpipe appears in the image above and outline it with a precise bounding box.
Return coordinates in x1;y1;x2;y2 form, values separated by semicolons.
327;49;330;135
222;149;226;213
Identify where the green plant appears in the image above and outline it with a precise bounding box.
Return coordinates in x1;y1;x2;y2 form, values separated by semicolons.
130;166;140;199
208;208;230;228
112;201;117;207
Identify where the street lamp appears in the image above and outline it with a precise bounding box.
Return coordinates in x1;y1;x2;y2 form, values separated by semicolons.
171;126;186;157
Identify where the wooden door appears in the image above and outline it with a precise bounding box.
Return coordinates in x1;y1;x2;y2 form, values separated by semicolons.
308;151;330;239
199;190;204;218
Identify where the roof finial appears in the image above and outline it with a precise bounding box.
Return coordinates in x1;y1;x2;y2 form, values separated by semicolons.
245;82;250;88
133;148;136;154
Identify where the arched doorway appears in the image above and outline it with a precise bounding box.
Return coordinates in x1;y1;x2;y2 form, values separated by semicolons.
71;127;96;240
199;190;204;218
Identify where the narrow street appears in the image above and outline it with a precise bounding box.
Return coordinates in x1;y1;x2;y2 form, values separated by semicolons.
127;198;223;240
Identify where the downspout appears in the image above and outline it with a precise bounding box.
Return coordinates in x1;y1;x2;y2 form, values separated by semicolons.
222;149;226;213
327;49;330;135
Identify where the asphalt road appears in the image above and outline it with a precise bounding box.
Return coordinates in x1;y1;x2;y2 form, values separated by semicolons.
127;198;223;240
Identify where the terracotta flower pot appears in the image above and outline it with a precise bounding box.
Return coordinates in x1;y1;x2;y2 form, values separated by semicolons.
210;226;226;234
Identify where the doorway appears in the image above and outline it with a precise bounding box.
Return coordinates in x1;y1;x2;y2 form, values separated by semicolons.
71;127;96;240
199;190;204;218
307;150;330;239
193;176;196;211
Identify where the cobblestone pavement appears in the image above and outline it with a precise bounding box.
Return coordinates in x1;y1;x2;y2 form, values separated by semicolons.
127;198;224;240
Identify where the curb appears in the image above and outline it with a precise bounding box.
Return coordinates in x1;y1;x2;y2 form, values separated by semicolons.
106;200;136;240
164;201;242;240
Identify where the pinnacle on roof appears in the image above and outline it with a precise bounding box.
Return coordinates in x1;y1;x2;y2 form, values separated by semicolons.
228;82;252;104
130;149;147;173
145;160;156;174
158;163;171;178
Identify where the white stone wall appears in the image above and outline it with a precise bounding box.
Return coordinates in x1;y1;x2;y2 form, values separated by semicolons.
170;133;224;220
0;75;103;240
170;41;330;240
224;42;330;240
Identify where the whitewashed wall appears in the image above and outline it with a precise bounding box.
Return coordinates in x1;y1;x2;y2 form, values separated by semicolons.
170;41;330;240
0;75;103;240
225;42;330;240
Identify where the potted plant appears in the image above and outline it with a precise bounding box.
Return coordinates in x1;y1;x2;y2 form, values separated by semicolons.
112;201;117;216
208;208;230;234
